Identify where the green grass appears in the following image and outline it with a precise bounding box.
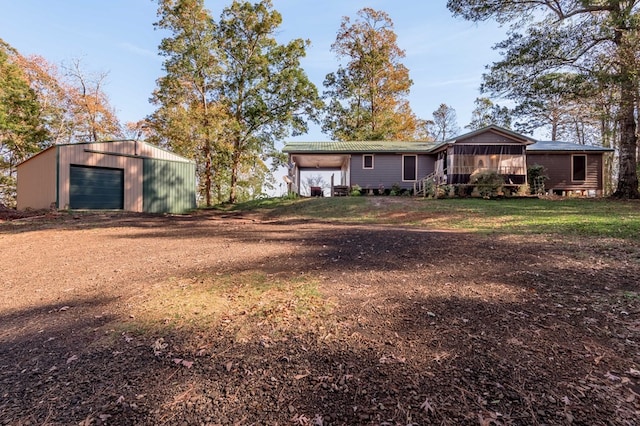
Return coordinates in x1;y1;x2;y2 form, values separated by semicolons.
230;196;640;240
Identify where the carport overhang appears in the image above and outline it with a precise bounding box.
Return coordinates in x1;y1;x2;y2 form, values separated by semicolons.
287;153;351;195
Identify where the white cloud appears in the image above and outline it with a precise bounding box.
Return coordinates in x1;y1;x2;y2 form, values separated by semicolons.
119;42;159;60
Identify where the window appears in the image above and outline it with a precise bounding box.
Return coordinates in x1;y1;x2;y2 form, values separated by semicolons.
403;155;417;181
363;154;374;169
572;155;586;181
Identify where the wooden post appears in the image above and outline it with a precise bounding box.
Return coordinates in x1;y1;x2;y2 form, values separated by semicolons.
331;174;335;197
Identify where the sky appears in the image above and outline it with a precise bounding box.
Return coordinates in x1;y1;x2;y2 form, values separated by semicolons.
0;0;510;145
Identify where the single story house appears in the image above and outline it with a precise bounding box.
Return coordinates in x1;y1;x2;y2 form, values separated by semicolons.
17;140;196;213
282;125;613;197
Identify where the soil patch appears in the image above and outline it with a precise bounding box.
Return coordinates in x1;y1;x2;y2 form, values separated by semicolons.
1;203;639;425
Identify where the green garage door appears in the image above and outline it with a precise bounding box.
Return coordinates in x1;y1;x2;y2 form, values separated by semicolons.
69;165;124;209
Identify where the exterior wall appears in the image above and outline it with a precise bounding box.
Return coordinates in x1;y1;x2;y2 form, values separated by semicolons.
350;154;435;190
143;159;196;214
85;140;189;163
527;153;604;194
16;147;58;210
58;144;144;211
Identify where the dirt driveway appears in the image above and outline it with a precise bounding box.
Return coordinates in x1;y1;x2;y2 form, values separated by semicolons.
1;201;639;425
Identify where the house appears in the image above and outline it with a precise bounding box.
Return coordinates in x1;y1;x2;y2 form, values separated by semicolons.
17;140;196;213
282;125;613;197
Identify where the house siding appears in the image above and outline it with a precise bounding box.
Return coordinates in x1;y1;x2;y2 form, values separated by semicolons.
350;154;434;190
16;146;58;210
527;153;604;193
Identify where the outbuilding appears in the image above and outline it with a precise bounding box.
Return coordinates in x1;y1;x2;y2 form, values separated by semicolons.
17;140;196;214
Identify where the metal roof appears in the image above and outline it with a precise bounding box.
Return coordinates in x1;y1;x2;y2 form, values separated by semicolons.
282;140;444;153
527;141;614;152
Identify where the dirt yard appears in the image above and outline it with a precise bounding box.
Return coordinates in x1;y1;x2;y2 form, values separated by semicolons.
1;200;639;425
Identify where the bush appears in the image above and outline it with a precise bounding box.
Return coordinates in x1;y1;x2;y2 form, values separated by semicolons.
350;184;362;196
469;170;504;198
527;164;548;195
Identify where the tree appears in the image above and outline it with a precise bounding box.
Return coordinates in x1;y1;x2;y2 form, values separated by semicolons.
12;54;71;144
447;0;640;198
322;8;419;141
12;53;121;145
0;40;48;206
430;103;460;141
63;59;122;142
216;0;322;203
149;0;227;206
151;0;321;205
466;97;512;130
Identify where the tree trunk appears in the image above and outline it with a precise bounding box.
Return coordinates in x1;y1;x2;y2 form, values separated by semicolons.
229;150;240;204
613;97;639;198
612;30;640;198
203;142;212;207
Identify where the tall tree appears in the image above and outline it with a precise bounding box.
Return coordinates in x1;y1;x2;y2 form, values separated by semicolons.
12;53;121;145
216;0;322;203
12;54;71;144
448;0;640;198
64;59;122;142
151;0;320;205
430;103;460;141
322;8;418;141
466;97;512;130
0;40;48;206
150;0;227;206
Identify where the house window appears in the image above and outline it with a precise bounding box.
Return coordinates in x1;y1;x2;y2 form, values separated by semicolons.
403;155;417;181
363;154;374;169
572;155;586;181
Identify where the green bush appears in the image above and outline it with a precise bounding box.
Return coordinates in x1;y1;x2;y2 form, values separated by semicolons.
528;164;548;195
350;184;362;196
469;170;504;198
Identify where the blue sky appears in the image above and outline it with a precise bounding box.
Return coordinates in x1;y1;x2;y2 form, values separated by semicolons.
0;0;508;143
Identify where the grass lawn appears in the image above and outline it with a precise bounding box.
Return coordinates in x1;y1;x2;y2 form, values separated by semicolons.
233;196;640;240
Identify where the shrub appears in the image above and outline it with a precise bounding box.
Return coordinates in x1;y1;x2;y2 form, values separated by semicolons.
350;184;362;196
469;170;504;198
527;164;548;195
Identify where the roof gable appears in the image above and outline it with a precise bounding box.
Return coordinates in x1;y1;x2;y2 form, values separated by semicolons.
448;125;536;146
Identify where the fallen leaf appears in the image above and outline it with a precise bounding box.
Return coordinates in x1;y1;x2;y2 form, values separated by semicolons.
294;373;309;380
420;397;435;415
59;306;70;312
152;338;168;355
66;355;78;364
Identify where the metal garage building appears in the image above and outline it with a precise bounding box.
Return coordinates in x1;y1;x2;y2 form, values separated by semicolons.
17;140;196;214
